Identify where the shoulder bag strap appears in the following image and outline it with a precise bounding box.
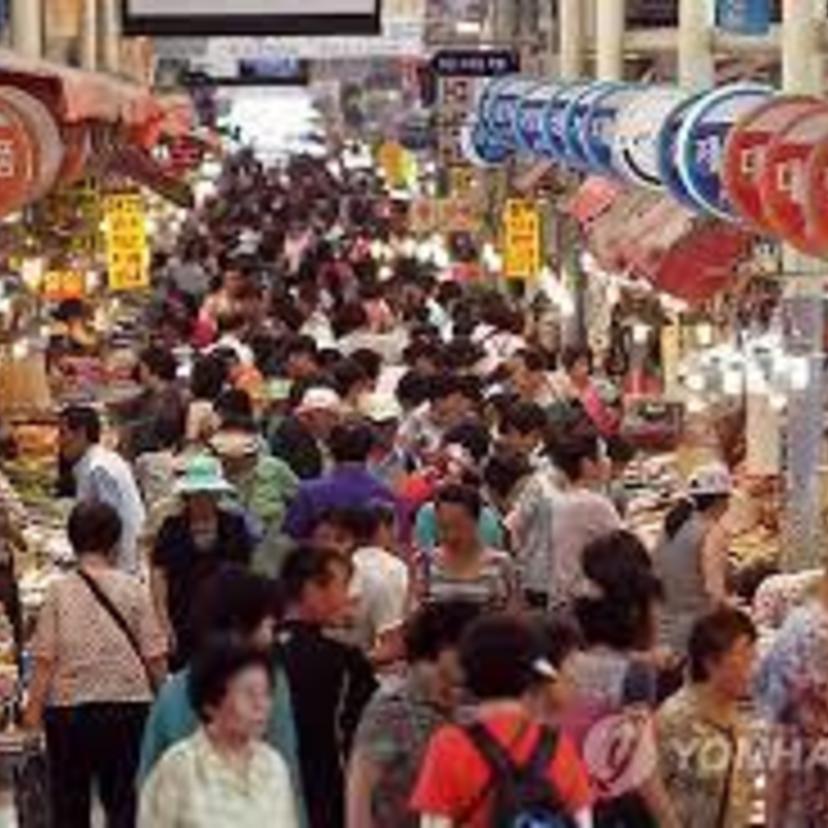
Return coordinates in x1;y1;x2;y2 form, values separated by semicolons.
75;569;158;695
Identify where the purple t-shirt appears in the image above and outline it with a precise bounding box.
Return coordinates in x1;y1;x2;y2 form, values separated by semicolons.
284;466;397;540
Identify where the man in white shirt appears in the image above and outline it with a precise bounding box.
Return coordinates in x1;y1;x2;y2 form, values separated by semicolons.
348;503;410;665
59;406;147;574
547;431;622;609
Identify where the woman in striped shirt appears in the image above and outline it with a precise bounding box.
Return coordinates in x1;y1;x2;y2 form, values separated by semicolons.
417;484;517;612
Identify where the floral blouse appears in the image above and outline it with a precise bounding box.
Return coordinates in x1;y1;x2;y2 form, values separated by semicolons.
757;600;828;827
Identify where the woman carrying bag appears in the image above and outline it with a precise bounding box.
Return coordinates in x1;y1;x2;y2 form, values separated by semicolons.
24;501;168;828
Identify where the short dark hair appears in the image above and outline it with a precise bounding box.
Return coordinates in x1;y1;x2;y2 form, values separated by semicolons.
561;344;593;373
435;484;482;521
67;501;122;557
350;348;383;383
328;421;375;464
405;601;481;664
607;435;636;465
332;359;368;399
443;421;490;464
529;613;583;670
215;389;254;425
501;402;548;437
344;503;397;545
279;544;352;605
191;354;228;401
283;334;318;362
688;608;757;683
514;348;547;373
191;565;280;649
61;405;101;444
429;373;464;403
396;371;430;409
460;613;546;699
575;531;663;651
551;432;602;482
483;451;531;500
189;637;273;724
140;346;178;383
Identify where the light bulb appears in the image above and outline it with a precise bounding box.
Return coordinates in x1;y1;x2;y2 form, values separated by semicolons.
723;370;743;396
632;324;650;345
789;357;811;391
696;323;714;347
685;372;706;393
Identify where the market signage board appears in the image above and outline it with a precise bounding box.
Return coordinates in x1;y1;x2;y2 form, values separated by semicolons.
759;104;828;256
431;50;520;78
104;193;150;292
503;199;540;280
716;0;771;35
612;87;689;190
722;96;817;232
675;84;773;220
122;0;381;36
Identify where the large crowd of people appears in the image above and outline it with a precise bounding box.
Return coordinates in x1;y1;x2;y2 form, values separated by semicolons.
10;148;828;828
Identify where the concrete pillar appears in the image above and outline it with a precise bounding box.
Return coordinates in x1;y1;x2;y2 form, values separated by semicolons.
781;0;826;572
11;0;43;59
559;0;584;80
596;0;625;81
79;0;98;70
100;0;121;73
678;0;713;90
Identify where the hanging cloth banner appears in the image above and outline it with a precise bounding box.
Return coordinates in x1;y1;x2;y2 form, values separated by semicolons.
716;0;771;35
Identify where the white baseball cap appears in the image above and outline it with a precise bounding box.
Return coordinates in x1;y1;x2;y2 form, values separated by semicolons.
358;392;402;423
688;463;733;498
296;387;344;415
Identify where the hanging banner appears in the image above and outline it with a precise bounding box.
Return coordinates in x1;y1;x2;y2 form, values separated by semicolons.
104;193;150;293
716;0;771;35
503;199;541;280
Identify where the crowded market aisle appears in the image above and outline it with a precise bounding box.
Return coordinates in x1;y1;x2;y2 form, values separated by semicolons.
0;143;814;828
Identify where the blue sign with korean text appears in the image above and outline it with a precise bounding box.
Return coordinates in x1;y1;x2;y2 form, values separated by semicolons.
716;0;771;35
515;84;560;156
675;83;773;220
582;84;641;177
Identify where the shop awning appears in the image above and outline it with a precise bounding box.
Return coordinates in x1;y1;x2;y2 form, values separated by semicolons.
0;48;156;125
108;144;195;209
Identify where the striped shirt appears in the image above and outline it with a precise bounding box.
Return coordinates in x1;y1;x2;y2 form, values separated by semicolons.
421;547;516;610
138;728;299;828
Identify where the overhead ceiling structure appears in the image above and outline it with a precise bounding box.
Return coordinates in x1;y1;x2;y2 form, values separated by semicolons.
122;0;382;37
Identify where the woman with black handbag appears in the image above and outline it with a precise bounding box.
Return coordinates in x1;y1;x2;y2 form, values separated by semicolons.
24;501;168;828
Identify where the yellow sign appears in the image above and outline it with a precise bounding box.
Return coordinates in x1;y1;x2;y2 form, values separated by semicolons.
503;199;541;279
449;166;477;199
104;193;150;292
43;270;85;302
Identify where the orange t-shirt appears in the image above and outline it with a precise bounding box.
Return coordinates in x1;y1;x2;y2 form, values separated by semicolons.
411;713;592;826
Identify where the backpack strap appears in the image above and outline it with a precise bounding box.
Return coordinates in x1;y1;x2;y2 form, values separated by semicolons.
526;725;560;777
456;720;530;826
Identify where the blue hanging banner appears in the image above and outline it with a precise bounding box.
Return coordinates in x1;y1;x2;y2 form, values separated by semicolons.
716;0;771;35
